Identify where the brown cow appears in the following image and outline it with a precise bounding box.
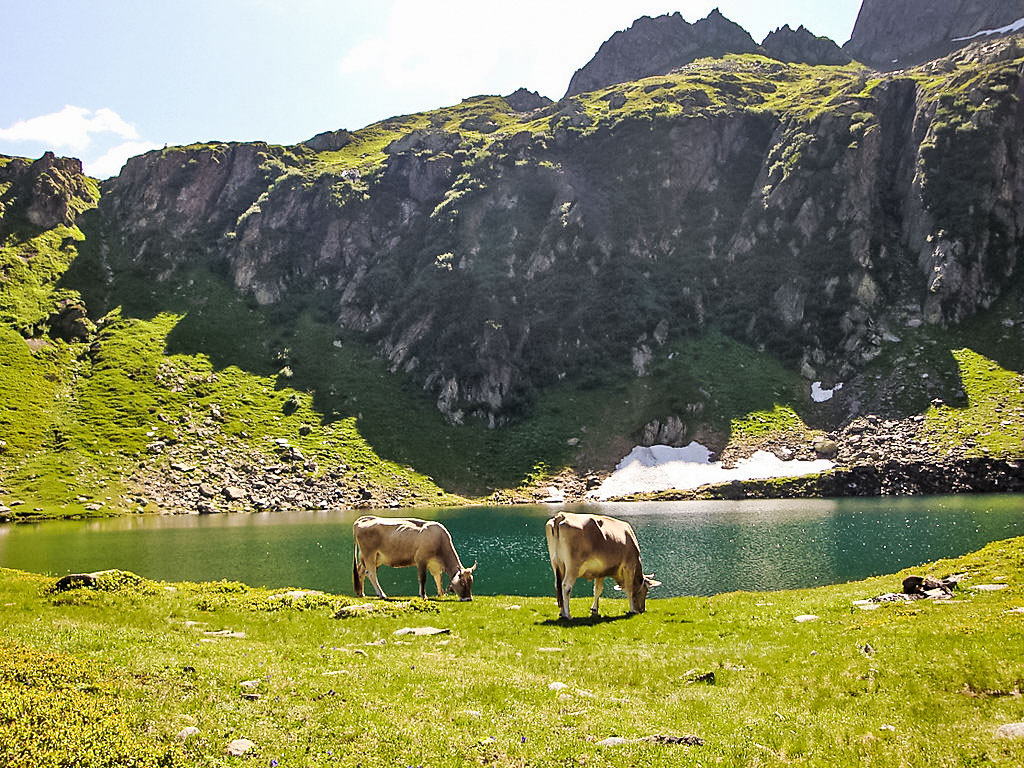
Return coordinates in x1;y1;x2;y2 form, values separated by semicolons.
545;511;660;619
353;516;477;600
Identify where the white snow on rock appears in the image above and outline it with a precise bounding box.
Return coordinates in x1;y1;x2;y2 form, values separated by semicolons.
811;381;843;403
954;17;1024;41
590;442;834;500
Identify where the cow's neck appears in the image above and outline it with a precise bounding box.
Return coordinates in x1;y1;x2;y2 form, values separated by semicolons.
438;541;464;577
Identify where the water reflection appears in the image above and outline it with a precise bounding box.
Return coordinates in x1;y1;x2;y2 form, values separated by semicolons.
0;496;1021;598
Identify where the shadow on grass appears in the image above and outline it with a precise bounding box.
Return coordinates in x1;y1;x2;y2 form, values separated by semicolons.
535;612;639;627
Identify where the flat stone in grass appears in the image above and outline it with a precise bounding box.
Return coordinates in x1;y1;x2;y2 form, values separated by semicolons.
203;629;246;639
393;626;450;636
177;726;200;741
995;723;1024;740
968;583;1008;591
794;614;819;622
225;738;255;756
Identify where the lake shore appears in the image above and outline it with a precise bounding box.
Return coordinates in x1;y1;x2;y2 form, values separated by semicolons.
2;537;1023;766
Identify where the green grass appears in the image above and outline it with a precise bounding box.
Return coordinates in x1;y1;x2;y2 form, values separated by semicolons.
2;537;1024;766
923;348;1024;457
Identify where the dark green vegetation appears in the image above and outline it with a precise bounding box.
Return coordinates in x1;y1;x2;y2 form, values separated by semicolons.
2;40;1024;517
3;538;1024;766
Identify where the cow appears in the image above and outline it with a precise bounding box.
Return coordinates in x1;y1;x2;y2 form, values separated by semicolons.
353;516;477;600
545;511;660;619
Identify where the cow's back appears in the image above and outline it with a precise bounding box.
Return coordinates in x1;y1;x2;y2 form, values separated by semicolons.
354;516;448;568
547;512;640;579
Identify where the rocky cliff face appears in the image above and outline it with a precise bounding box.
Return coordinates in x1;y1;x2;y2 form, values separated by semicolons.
92;40;1024;428
845;0;1024;69
565;9;760;97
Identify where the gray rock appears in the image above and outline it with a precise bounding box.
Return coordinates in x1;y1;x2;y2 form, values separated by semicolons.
225;738;255;756
222;486;246;501
995;722;1024;739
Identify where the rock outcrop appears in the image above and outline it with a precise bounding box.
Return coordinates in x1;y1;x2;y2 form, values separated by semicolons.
844;0;1024;69
565;9;760;97
0;152;96;234
761;25;851;66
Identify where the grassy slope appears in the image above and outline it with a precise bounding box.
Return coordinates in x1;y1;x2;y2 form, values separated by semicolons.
2;538;1023;767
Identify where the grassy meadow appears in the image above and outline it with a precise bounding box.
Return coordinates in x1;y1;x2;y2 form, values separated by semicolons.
2;538;1023;767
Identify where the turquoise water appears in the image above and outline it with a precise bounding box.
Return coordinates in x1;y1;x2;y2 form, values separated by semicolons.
1;495;1021;597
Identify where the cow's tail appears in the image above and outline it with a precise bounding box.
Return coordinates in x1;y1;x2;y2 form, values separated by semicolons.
546;514;566;612
353;539;363;597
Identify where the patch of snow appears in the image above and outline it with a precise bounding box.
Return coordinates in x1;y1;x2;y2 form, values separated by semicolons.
953;16;1024;42
589;442;834;500
811;381;843;403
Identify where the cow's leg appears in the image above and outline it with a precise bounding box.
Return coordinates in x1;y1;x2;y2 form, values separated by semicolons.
417;563;428;599
591;577;604;616
365;564;388;599
552;564;565;614
431;567;445;598
353;555;365;598
559;575;574;620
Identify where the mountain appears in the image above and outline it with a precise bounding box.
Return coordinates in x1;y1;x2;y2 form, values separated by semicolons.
564;9;760;97
3;29;1024;518
845;0;1024;69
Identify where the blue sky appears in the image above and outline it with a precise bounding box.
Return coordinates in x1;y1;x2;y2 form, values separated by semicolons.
0;1;862;178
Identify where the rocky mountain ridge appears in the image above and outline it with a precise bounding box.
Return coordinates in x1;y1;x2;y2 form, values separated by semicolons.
564;1;1024;98
565;9;761;97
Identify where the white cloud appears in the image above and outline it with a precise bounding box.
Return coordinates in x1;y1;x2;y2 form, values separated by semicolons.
86;140;162;179
0;105;139;153
336;1;689;100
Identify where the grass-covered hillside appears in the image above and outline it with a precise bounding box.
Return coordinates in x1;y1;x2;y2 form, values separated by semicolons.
2;40;1024;519
2;538;1023;766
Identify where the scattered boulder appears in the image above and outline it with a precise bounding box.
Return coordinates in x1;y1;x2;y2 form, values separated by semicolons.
222;485;246;502
47;299;94;342
995;722;1024;740
225;738;255;756
812;437;839;459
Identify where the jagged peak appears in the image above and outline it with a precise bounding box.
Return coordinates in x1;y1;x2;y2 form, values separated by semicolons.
564;8;758;97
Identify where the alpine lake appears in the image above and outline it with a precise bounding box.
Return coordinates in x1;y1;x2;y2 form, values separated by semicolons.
2;494;1022;599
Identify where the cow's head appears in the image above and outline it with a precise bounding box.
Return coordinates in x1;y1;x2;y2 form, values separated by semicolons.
448;561;477;601
628;572;662;613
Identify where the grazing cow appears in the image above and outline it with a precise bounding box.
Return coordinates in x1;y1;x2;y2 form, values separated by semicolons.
353;516;477;600
545;511;660;619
